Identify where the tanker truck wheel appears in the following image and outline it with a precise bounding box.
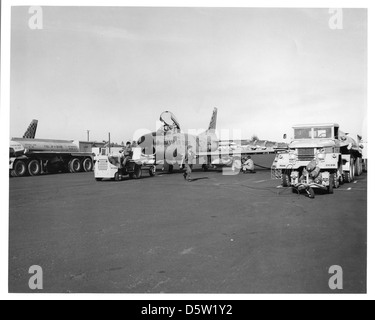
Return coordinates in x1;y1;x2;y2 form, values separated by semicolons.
82;158;93;172
69;158;82;173
282;173;291;187
28;160;41;176
327;174;334;194
13;160;28;177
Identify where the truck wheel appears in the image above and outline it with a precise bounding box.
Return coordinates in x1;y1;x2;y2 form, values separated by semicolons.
14;161;27;177
339;174;344;185
202;164;209;172
69;158;81;173
327;174;334;194
359;158;363;175
133;165;142;179
333;173;340;188
282;173;291;187
114;172;121;181
307;187;315;199
344;160;355;183
149;166;156;177
344;171;352;183
28;160;41;176
95;178;103;182
350;160;355;180
355;158;362;176
82;158;93;172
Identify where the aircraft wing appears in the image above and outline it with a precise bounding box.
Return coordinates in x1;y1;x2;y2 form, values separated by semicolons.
197;148;276;157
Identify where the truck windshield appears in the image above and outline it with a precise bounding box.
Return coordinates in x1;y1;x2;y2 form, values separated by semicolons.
314;127;333;139
294;128;312;139
294;127;333;139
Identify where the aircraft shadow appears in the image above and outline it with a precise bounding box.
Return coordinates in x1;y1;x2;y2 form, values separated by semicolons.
189;177;209;182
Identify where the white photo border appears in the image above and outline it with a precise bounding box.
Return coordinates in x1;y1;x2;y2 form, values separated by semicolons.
1;0;373;300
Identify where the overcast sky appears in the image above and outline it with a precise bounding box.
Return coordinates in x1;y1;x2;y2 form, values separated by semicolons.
10;7;367;143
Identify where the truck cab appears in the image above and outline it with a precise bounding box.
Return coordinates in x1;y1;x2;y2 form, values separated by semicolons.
285;124;341;169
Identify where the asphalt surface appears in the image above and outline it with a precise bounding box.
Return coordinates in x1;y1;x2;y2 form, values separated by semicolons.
9;168;367;293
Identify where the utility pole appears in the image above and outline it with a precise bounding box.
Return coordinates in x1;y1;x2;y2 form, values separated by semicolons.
108;132;111;153
87;130;90;142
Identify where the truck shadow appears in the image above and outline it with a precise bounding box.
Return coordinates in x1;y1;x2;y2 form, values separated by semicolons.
292;187;334;198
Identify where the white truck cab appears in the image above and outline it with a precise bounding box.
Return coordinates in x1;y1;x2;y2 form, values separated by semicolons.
94;147;156;181
276;123;363;198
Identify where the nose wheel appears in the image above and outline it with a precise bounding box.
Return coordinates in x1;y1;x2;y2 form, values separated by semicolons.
149;166;156;177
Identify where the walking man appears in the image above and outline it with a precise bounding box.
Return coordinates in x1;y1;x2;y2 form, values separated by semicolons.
181;145;196;182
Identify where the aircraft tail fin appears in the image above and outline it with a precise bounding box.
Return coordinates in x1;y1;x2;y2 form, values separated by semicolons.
23;120;38;139
208;108;218;131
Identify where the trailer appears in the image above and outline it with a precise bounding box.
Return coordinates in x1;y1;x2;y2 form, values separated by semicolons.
9;138;105;177
275;123;364;198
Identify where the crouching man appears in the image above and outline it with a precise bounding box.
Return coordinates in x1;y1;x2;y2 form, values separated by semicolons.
242;156;255;174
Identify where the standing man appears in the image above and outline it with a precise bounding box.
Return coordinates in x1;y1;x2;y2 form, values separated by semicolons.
207;142;212;168
181;145;196;182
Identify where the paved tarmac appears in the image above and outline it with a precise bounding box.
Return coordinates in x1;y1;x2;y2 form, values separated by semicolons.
9;168;367;293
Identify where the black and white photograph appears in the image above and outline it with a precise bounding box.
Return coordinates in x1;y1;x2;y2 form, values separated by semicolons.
0;1;372;300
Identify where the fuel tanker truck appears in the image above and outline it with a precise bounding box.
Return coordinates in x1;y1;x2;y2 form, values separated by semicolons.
9;138;104;177
275;123;364;198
